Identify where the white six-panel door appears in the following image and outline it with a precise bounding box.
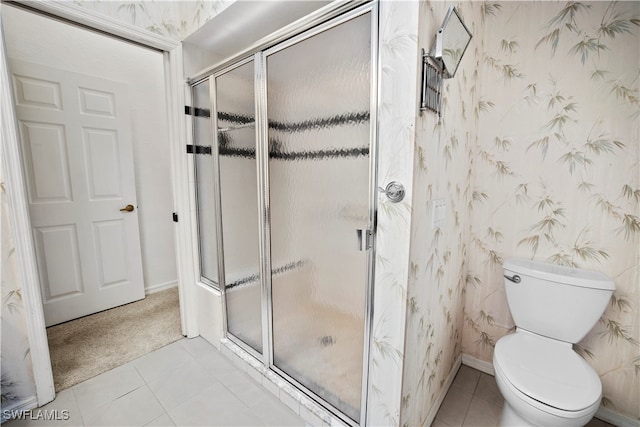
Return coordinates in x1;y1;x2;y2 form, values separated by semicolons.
10;59;145;326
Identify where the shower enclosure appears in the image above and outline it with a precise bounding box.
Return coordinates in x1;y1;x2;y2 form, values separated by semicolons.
189;4;377;424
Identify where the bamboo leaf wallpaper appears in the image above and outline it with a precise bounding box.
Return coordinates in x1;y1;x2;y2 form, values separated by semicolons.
74;1;232;40
402;1;638;425
368;2;420;425
1;178;37;412
2;1;638;425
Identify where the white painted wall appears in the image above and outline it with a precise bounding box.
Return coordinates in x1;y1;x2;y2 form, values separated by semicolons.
3;5;177;293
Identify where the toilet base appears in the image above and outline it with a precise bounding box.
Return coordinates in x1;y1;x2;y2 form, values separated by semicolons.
499;401;594;427
500;402;535;427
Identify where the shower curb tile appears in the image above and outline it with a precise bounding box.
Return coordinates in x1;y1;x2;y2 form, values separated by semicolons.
230;354;248;373
280;390;301;415
219;341;234;360
299;404;326;427
263;377;281;397
299;397;331;425
247;365;265;385
220;338;265;375
329;416;349;427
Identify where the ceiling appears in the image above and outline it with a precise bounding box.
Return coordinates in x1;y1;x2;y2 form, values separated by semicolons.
183;1;333;59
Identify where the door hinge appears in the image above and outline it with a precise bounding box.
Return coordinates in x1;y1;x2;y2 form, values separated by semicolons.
184;106;211;118
186;145;212;155
172;212;178;223
356;228;373;251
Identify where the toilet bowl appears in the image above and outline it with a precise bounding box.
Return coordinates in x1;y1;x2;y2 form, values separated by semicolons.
494;330;601;427
494;258;614;427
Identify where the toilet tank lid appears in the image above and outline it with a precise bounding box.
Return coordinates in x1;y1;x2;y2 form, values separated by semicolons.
504;258;615;291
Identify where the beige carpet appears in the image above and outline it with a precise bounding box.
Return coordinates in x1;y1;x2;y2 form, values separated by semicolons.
47;287;182;391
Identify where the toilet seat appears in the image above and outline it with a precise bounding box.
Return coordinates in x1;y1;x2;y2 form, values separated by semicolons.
494;330;601;414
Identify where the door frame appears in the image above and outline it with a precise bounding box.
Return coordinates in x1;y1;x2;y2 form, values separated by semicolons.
0;1;197;407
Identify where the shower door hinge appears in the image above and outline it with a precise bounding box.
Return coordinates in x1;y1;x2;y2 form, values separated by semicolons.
184;106;211;118
186;144;212;155
356;228;373;251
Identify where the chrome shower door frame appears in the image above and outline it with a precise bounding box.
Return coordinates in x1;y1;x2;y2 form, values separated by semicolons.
210;56;265;361
191;2;380;425
257;4;379;426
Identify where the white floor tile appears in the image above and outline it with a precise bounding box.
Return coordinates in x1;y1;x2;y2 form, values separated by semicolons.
474;373;504;408
144;413;175;427
251;395;305;426
71;363;145;419
462;394;502;427
147;361;219;411
435;385;473;427
177;337;219;360
132;342;195;383
228;377;280;409
193;347;237;378
83;385;165;426
451;365;481;394
167;382;262;426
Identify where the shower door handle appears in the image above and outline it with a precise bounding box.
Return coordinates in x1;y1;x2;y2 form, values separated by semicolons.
356;228;372;251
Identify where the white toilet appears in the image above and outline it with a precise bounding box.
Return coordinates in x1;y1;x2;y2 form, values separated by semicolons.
493;258;615;427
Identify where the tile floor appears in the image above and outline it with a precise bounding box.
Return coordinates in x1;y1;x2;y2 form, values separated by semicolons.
5;337;304;427
5;345;618;427
433;364;615;427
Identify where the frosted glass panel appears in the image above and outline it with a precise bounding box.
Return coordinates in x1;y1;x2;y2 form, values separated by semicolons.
217;61;263;354
267;13;371;421
192;80;218;284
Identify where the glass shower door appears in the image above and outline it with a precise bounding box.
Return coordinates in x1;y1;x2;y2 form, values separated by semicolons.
215;60;263;354
266;12;372;422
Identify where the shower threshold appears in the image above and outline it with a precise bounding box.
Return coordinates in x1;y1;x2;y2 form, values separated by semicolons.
219;337;359;427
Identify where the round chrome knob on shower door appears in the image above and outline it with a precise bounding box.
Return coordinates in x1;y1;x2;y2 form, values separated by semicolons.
381;181;405;203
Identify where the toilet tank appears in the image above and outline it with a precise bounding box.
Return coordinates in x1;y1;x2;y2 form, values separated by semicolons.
503;258;615;343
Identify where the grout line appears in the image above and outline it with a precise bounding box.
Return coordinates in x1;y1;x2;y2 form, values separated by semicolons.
459;392;474;427
113;384;146;401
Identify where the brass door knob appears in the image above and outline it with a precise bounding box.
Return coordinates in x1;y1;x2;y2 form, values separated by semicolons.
120;204;135;212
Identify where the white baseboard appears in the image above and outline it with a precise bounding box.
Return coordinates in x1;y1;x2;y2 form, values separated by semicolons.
1;395;39;423
460;354;638;427
144;280;178;295
595;406;639;427
461;353;494;375
423;354;462;427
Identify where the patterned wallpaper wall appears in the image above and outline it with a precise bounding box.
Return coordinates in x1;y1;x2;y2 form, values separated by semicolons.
74;0;231;40
367;1;419;425
1;175;37;412
3;1;637;424
403;0;639;424
400;0;478;424
463;0;639;420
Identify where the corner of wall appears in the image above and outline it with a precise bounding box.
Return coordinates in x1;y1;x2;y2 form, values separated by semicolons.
399;1;480;425
367;1;420;425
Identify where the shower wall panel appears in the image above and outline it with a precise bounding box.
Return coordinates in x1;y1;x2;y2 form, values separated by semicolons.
192;80;218;284
216;60;263;354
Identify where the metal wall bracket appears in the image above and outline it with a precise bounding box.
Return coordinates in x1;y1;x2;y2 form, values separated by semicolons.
419;49;443;117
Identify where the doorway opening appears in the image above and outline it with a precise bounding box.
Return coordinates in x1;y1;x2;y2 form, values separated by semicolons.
2;2;181;394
